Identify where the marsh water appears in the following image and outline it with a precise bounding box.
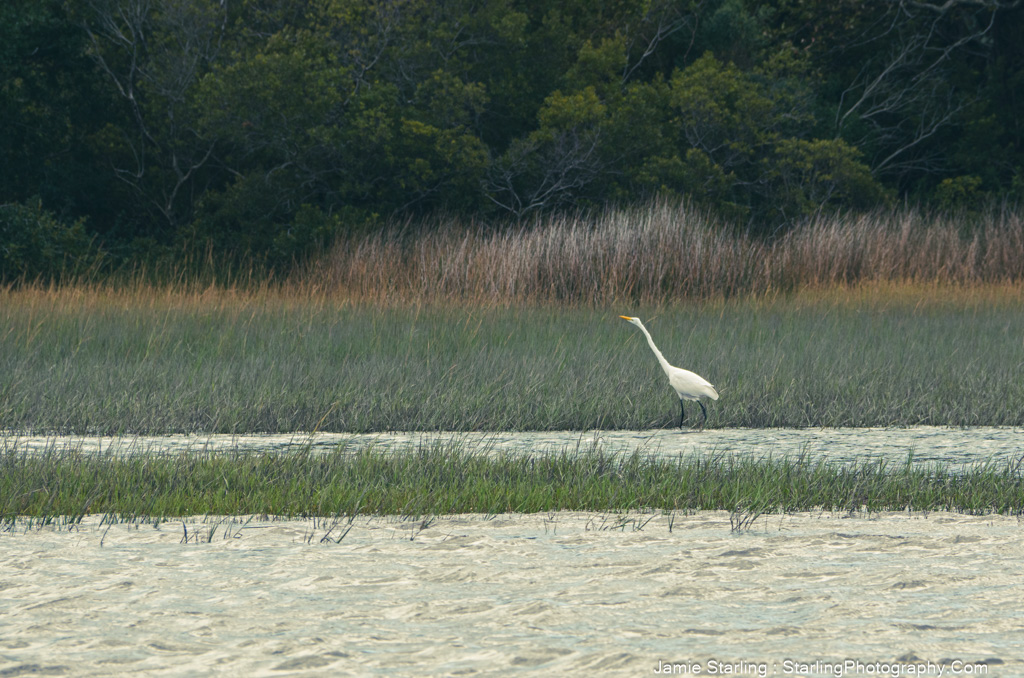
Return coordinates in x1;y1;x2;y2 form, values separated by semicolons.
5;426;1023;467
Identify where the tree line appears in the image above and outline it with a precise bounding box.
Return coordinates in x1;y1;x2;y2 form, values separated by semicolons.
2;0;1022;280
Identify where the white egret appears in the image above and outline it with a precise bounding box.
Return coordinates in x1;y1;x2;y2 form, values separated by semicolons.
619;316;718;430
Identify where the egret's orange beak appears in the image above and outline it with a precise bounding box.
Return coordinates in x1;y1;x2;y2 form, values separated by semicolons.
619;315;631;320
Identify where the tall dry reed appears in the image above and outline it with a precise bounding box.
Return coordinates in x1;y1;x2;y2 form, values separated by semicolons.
312;200;1024;305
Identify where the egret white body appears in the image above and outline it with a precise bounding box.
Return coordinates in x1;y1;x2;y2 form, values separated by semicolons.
619;316;718;429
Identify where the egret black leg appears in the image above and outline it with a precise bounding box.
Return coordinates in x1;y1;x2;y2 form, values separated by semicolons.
679;400;686;428
697;400;708;430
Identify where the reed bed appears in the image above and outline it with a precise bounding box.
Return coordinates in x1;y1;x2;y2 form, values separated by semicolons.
3;202;1024;432
314;200;1024;305
3;442;1023;523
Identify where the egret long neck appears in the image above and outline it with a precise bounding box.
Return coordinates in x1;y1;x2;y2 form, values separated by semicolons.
637;323;672;375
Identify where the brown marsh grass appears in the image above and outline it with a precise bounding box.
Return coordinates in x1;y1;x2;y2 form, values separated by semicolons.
311;200;1024;306
5;199;1022;312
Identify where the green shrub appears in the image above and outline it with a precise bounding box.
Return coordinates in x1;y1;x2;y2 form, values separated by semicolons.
934;175;985;212
0;199;101;282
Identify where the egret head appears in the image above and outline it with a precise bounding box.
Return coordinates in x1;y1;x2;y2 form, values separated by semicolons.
619;315;642;327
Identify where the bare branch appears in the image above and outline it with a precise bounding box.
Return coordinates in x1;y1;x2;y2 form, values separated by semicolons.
832;0;1010;181
621;2;698;85
79;0;229;230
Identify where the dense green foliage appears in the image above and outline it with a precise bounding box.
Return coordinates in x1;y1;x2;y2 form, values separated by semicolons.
0;199;101;279
3;444;1023;520
3;0;1023;279
3;295;1023;433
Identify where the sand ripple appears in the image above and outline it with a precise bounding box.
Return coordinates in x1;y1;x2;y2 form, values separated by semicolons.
1;511;1020;676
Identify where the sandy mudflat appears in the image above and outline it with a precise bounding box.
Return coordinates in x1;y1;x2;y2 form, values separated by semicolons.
1;511;1021;677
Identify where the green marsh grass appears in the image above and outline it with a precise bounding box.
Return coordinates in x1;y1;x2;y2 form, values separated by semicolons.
2;287;1023;431
3;443;1023;523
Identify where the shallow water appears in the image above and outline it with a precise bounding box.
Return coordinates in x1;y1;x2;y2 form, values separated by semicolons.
4;426;1024;467
1;511;1020;677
